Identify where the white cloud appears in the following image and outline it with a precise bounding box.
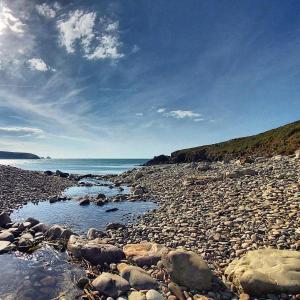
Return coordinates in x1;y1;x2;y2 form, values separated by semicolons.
0;127;44;137
27;58;51;72
57;10;123;60
35;3;57;19
157;108;166;113
136;112;143;116
131;44;140;54
158;109;203;121
0;5;25;35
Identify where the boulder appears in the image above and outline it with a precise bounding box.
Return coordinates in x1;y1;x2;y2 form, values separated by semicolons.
87;228;106;240
162;250;212;290
146;290;166;300
0;230;15;242
0;241;13;254
120;264;158;290
55;170;69;178
67;235;125;265
79;198;90;205
18;232;34;250
123;242;168;267
92;273;130;298
81;242;125;265
97;193;106;200
25;217;39;227
225;249;300;295
46;225;73;240
31;223;49;233
106;223;126;230
129;291;147;300
0;212;11;228
44;170;53;176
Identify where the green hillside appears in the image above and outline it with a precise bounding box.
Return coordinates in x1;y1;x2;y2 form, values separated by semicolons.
146;120;300;164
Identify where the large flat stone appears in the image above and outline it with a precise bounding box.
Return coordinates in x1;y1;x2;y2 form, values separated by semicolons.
0;241;13;254
162;250;212;290
225;249;300;295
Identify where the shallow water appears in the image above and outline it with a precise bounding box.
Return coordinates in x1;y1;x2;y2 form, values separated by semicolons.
0;245;84;300
11;200;156;234
3;177;156;299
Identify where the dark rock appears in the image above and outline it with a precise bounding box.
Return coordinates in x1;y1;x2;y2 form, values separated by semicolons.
77;277;90;289
0;212;11;228
46;225;74;240
106;223;126;230
79;198;90;205
55;170;69;178
87;228;106;239
25;217;39;227
106;208;119;212
97;193;106;199
44;170;53;176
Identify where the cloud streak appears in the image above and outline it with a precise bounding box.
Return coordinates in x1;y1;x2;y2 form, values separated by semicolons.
0;127;44;137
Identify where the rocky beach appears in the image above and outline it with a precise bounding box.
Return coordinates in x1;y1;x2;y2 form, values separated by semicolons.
0;152;299;300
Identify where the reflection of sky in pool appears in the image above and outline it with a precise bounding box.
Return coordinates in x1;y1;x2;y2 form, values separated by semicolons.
11;200;157;234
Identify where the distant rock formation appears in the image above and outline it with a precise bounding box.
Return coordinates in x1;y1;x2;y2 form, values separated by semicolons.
146;119;300;165
0;151;40;159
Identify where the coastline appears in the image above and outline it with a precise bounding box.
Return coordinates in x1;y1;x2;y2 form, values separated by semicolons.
0;154;299;299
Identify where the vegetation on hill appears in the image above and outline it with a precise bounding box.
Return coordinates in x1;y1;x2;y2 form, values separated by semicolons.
0;151;40;159
146;120;300;165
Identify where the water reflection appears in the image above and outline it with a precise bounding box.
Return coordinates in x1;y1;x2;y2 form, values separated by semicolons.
0;245;84;300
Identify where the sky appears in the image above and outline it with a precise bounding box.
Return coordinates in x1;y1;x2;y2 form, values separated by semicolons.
0;0;299;158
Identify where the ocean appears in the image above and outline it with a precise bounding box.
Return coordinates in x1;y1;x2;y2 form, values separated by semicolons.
0;158;148;174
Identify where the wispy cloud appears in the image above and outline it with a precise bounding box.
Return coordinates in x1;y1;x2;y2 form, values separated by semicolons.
0;5;25;35
57;10;123;60
27;58;53;72
35;3;58;19
0;127;44;137
136;112;143;116
157;108;202;121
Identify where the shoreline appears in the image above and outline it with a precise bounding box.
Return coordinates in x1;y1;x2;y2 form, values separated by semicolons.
0;155;299;299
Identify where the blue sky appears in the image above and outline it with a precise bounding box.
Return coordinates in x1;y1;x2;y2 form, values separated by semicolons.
0;0;299;158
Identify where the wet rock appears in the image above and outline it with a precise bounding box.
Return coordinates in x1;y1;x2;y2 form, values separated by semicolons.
31;223;49;233
40;276;56;286
87;228;106;239
106;223;126;230
106;208;119;212
18;232;34;250
162;250;212;290
25;217;39;227
56;170;69;178
92;272;130;298
77;277;90;289
146;289;166;300
46;225;74;240
123;242;168;267
79;198;90;205
120;264;159;290
44;170;53;176
0;212;11;228
0;230;14;242
97;193;106;199
0;241;13;253
225;249;300;295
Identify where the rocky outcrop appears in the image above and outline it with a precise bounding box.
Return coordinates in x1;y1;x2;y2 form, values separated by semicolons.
162;250;213;290
144;155;171;166
225;249;300;295
0;212;11;228
46;225;74;241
